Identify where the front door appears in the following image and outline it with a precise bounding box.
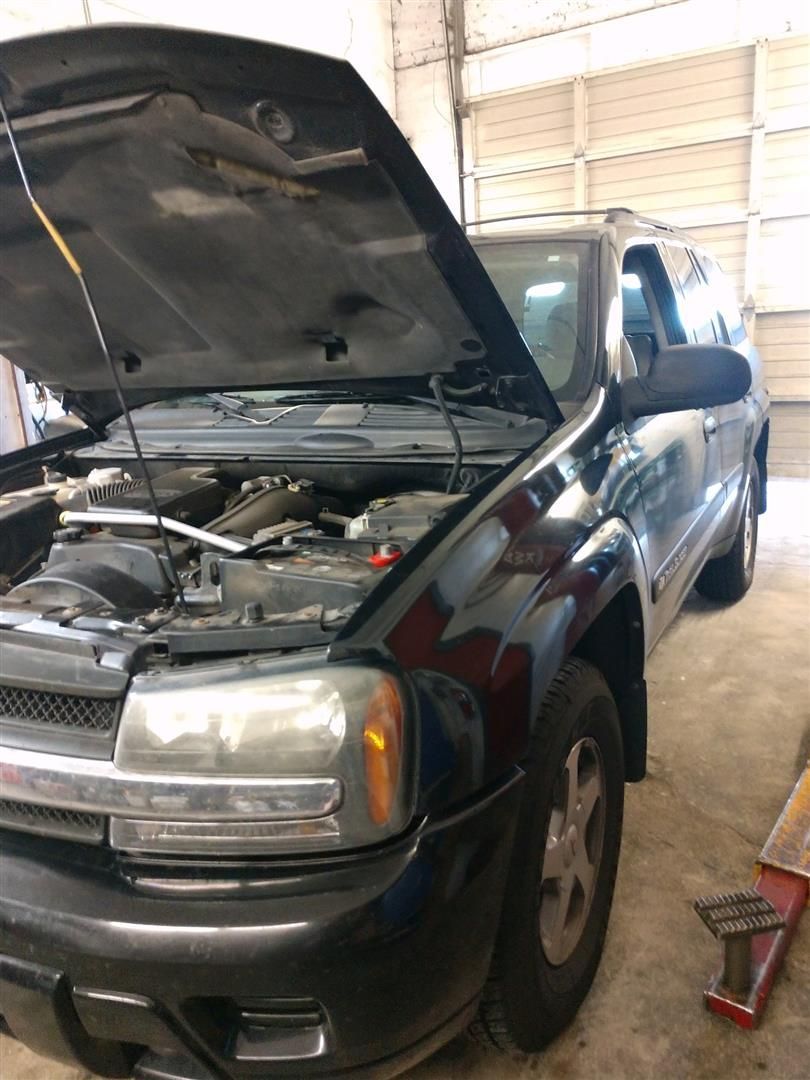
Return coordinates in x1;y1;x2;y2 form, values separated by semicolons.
619;241;723;642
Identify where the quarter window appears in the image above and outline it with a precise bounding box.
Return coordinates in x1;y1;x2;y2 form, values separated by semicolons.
695;252;747;346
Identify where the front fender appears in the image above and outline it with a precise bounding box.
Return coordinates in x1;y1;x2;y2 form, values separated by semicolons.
492;514;649;732
333;390;648;816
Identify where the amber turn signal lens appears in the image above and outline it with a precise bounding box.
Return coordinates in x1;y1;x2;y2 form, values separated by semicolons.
363;676;404;826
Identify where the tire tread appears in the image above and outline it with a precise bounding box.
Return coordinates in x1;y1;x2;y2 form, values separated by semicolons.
470;658;620;1053
696;470;759;603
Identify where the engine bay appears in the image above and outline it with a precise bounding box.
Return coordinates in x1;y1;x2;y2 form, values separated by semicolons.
0;463;470;655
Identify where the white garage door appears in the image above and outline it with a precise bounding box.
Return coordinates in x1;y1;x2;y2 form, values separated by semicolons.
470;36;810;476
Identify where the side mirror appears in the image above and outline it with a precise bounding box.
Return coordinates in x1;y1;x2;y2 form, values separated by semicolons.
622;343;751;421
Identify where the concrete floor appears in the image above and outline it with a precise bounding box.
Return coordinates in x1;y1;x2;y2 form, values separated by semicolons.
2;478;808;1080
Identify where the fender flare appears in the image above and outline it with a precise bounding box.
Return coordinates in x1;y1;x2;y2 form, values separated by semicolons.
490;514;649;777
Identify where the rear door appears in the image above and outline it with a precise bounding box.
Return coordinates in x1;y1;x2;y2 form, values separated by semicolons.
692;250;763;498
663;242;750;499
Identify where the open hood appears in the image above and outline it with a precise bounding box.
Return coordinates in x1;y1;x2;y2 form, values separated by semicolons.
0;25;562;428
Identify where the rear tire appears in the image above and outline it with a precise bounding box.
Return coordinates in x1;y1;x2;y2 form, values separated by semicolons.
695;469;759;603
469;658;624;1052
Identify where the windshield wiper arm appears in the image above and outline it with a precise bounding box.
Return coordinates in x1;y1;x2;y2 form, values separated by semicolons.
168;393;302;426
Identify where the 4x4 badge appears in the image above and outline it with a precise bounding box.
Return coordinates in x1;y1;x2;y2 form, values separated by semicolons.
655;543;688;600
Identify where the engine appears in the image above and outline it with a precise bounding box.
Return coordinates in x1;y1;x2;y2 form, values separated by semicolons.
0;466;466;654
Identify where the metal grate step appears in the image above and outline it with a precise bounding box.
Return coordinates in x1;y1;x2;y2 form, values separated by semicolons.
694;889;786;939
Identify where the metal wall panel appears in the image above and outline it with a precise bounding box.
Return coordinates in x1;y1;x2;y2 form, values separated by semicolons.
586;140;750;226
472;84;574;168
757;217;810;311
761;128;810;219
587;48;754;152
765;35;810;131
688;222;748;300
476;164;575;223
469;35;810;471
767;402;810;478
755;312;810;401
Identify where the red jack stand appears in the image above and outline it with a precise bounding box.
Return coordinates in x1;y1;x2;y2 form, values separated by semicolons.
694;761;809;1029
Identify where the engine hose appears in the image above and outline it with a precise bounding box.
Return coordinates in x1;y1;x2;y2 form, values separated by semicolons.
60;511;247;553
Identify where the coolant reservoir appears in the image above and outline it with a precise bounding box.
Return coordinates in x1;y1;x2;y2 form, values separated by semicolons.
86;467;126;486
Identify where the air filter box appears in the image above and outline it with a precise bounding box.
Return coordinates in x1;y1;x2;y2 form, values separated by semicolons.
93;467;226;536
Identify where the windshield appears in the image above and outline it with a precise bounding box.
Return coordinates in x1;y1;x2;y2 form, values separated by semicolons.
473;238;594;404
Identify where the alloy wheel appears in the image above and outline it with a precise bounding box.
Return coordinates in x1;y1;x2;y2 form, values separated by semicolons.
539;734;606;966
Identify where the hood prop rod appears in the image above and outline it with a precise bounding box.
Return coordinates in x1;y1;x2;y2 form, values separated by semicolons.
0;95;190;613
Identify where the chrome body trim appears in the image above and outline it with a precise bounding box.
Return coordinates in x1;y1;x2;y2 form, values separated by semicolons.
0;745;342;821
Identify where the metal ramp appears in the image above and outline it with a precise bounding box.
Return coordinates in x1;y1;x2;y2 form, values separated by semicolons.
694;761;810;1028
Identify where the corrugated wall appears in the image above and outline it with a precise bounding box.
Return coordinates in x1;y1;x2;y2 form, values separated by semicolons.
470;35;810;475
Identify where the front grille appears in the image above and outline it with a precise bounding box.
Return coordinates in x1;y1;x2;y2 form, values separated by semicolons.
0;797;105;843
0;684;117;732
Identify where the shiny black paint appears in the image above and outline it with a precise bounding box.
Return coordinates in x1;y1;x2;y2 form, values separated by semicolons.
334;221;767;812
0;25;563;427
0;217;768;1079
0;773;523;1079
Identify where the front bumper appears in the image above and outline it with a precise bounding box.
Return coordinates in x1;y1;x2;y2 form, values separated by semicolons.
0;772;522;1080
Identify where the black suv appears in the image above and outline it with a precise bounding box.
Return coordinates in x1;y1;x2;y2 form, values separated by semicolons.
0;26;768;1080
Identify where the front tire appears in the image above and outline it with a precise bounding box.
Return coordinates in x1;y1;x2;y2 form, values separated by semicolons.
470;658;624;1052
695;468;759;603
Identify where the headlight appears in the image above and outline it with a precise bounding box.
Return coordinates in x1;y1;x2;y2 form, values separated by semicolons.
112;658;414;855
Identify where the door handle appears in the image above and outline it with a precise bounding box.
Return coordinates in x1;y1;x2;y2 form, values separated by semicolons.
703;415;717;442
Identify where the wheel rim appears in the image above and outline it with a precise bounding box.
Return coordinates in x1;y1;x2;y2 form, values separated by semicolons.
742;481;755;569
539;735;606;966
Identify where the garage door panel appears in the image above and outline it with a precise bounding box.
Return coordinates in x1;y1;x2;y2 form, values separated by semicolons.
756;311;810;401
588;84;752;125
764;360;810;378
766;36;810;130
768;401;810;434
688;222;747;298
757;216;810;310
755;310;810;342
587;140;749;225
764;378;810;400
477;106;574;143
762;130;810;219
769;429;808;448
479;114;573;143
473;85;574;168
474;86;572;125
587;47;753;151
476;165;575;221
474;128;573;166
469;38;808;476
587;48;752;106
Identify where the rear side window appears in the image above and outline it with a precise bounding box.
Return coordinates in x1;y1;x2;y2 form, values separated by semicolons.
665;243;718;344
694;252;747;346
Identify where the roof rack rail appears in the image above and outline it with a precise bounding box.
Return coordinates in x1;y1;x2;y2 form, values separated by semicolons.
464;207;676;231
604;208;677;231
